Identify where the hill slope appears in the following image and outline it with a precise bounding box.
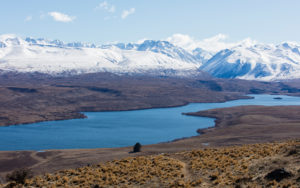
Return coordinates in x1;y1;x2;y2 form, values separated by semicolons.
3;140;299;187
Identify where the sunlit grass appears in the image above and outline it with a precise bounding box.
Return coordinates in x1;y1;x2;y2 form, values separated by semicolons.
4;140;299;187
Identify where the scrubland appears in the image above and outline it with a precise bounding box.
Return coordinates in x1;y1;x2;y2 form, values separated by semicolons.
3;140;299;187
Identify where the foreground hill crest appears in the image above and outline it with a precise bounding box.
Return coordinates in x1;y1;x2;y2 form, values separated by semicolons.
3;140;299;187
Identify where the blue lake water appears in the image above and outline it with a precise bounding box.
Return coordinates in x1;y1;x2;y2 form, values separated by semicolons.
1;94;300;151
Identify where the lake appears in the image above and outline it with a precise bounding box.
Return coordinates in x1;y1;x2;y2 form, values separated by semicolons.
1;94;300;151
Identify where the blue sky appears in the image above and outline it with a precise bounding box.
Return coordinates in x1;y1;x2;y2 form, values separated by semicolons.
1;0;300;44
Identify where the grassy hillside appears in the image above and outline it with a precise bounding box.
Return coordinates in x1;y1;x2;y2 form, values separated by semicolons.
3;140;299;187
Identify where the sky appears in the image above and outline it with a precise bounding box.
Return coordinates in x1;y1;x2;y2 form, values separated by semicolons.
1;0;300;44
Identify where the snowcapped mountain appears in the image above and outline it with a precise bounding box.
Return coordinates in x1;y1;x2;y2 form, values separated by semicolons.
192;48;214;63
0;34;204;77
201;40;300;81
1;34;300;81
108;40;202;63
24;37;98;48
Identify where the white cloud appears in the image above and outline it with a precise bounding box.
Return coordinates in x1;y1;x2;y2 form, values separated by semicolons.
166;34;197;51
96;1;115;13
48;12;75;23
121;8;135;19
136;38;148;44
166;33;257;53
24;16;32;22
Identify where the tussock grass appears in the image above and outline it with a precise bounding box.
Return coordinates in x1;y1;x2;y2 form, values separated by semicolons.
3;140;300;187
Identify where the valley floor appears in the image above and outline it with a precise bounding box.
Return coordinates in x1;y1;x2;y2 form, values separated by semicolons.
0;72;299;127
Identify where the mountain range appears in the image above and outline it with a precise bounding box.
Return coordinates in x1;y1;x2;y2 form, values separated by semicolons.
0;34;300;81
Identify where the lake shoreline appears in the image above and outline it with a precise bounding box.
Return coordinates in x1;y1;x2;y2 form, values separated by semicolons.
1;94;252;127
1;104;300;181
1;73;300;128
0;94;297;151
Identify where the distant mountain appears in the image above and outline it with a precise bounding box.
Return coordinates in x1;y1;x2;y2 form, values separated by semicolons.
24;37;98;48
1;34;300;81
101;40;202;64
192;48;214;63
0;34;204;77
201;41;300;81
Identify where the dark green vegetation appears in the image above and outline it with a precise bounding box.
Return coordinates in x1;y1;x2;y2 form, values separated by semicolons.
133;143;142;153
1;72;300;126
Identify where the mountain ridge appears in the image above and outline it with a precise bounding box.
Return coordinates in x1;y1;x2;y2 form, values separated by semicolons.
0;34;300;81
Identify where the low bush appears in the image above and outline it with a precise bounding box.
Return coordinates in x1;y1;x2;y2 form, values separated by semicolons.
6;168;33;185
133;142;142;153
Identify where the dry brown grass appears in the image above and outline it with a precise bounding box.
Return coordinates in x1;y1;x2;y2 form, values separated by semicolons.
180;140;300;187
2;140;299;187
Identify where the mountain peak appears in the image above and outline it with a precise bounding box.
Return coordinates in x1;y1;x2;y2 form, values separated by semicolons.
1;34;300;81
137;40;173;51
235;38;258;48
0;34;24;46
280;41;300;49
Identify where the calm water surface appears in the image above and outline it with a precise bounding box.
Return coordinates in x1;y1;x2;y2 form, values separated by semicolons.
1;94;300;151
